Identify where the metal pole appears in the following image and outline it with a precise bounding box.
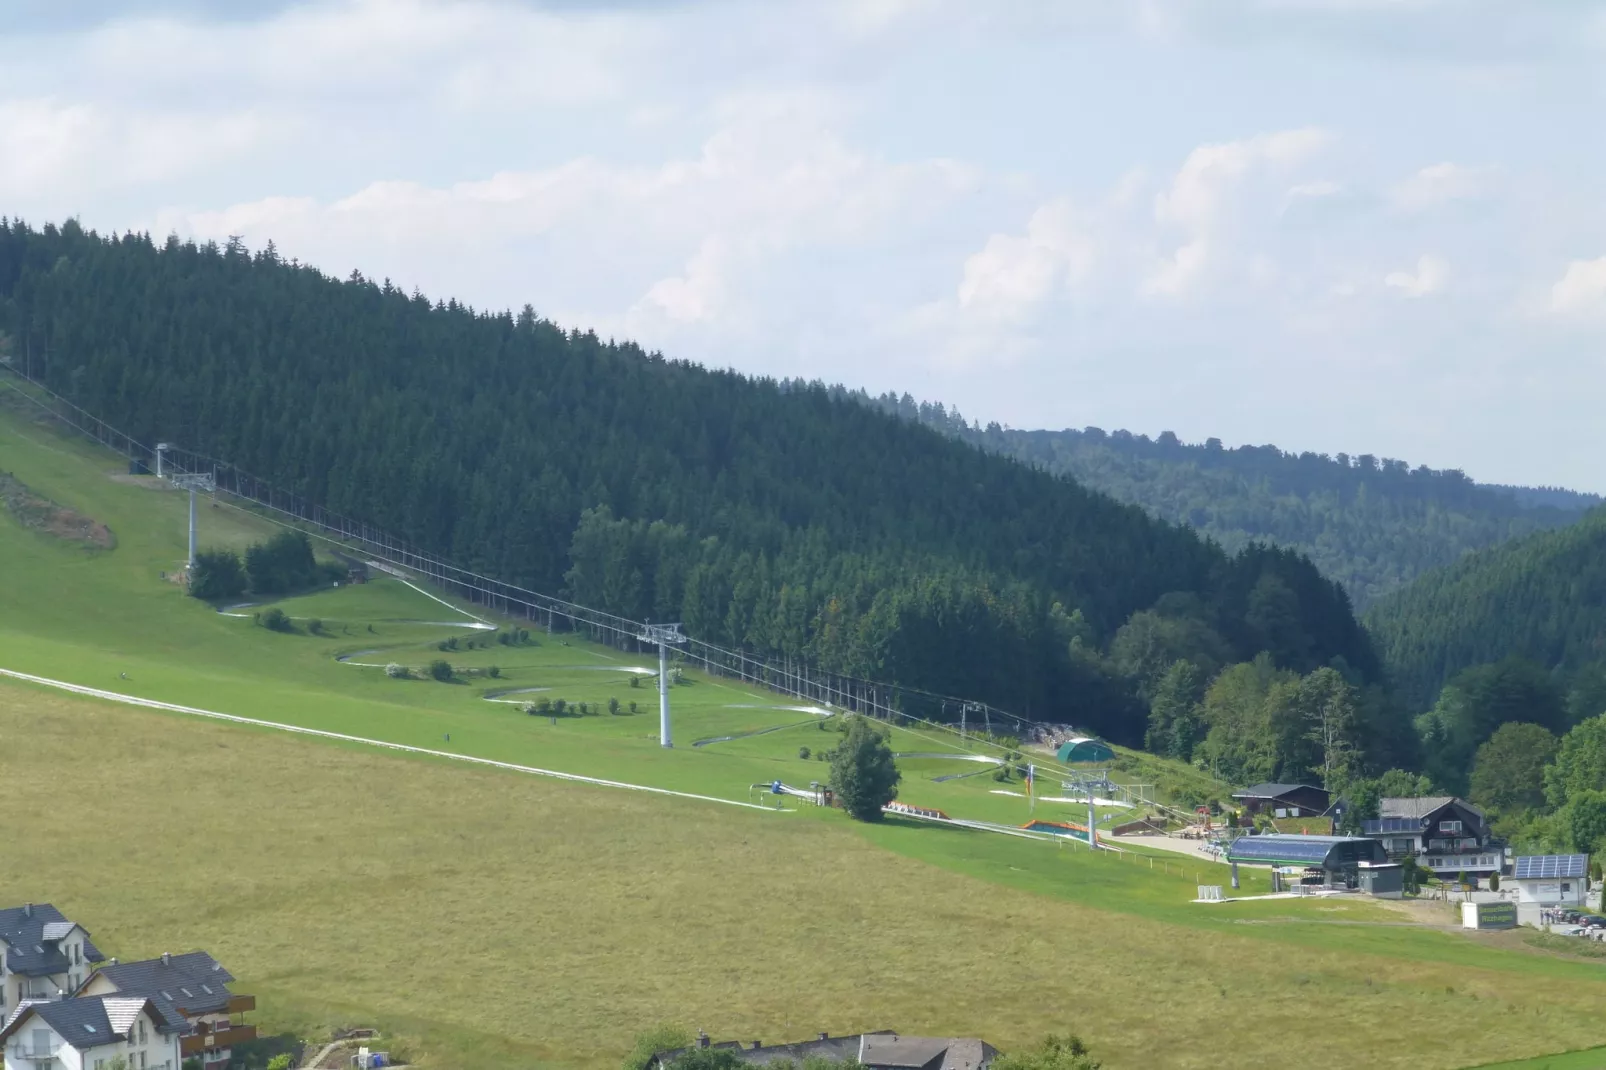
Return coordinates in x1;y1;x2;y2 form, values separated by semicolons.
659;641;671;748
188;486;198;568
1088;779;1097;850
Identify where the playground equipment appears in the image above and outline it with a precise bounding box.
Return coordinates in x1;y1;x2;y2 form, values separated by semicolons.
885;800;950;820
1020;819;1093;843
748;781;832;808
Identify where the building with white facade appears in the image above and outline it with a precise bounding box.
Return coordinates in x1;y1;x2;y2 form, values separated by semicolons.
0;906;105;1021
0;994;181;1070
1511;855;1590;906
77;953;255;1070
1361;797;1505;883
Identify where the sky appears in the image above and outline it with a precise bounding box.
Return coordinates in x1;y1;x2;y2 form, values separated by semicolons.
3;1;1606;490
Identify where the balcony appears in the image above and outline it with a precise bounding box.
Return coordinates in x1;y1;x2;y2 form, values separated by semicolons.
181;1024;257;1056
1423;854;1500;872
12;1040;62;1059
174;994;256;1017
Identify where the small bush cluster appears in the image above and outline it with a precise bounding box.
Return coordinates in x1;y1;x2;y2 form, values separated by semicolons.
385;662;410;679
497;628;533;646
428;659;455;682
257;607;293;633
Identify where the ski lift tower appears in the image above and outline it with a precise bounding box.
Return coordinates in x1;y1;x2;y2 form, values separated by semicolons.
638;622;687;748
170;472;215;570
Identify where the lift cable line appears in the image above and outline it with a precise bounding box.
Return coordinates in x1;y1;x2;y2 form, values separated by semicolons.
0;366;1099;759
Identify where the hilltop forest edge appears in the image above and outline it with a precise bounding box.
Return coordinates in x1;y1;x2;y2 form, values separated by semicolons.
2;218;1604;857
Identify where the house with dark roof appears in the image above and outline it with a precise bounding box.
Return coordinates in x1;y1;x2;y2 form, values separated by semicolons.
1361;797;1504;882
77;952;255;1070
1230;783;1330;818
649;1030;997;1070
0;993;182;1070
0;905;104;1019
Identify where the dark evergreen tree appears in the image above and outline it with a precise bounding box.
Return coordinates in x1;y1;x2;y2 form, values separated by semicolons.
867;392;1599;609
0;219;1384;744
1367;510;1606;711
188;548;245;602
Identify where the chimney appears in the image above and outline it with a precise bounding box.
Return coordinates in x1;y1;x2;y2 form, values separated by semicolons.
750;1041;762;1050
23;903;31;918
109;958;118;967
696;1032;710;1050
818;1033;829;1041
161;952;171;966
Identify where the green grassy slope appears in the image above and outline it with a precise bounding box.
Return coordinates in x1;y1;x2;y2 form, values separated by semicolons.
4;405;1606;1069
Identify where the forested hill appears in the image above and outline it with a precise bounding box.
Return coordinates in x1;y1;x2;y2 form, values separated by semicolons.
1365;508;1606;713
0;219;1378;745
863;394;1599;609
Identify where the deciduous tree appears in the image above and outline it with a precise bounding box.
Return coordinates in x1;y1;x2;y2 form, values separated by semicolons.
829;715;901;821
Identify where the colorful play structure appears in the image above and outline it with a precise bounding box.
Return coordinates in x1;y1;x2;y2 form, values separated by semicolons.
1020;819;1094;844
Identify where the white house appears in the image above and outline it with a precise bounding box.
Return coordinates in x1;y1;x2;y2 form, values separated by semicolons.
0;905;104;1020
0;995;181;1070
1362;797;1505;882
1511;854;1590;906
76;953;256;1070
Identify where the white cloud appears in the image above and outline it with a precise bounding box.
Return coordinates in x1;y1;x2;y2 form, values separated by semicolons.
1283;179;1344;204
1389;162;1497;212
151;91;981;351
0;97;277;200
954;199;1097;323
1145;127;1331;295
1384;253;1448;297
5;0;1606;489
1548;256;1606;316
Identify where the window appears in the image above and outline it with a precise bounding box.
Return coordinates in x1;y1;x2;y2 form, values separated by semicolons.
138;1020;147;1044
140;1051;148;1069
1441;820;1463;833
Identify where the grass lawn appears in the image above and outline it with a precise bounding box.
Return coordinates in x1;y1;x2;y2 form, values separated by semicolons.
7;395;1606;1068
1468;1050;1606;1070
9;680;1606;1070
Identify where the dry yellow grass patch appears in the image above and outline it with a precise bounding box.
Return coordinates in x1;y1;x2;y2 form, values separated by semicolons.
3;681;1603;1069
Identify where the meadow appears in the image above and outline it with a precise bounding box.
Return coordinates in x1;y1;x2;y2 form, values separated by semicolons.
4;390;1606;1069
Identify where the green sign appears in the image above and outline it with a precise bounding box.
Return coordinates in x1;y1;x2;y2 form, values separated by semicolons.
1475;902;1517;929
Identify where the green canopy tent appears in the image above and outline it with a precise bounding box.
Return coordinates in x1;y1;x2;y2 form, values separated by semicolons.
1055;737;1115;763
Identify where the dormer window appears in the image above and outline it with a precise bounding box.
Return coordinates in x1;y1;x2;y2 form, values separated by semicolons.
1441;820;1463;834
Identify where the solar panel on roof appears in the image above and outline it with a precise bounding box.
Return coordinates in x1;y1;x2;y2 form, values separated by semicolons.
1226;837;1336;864
1362;817;1421;835
1514;855;1587;879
